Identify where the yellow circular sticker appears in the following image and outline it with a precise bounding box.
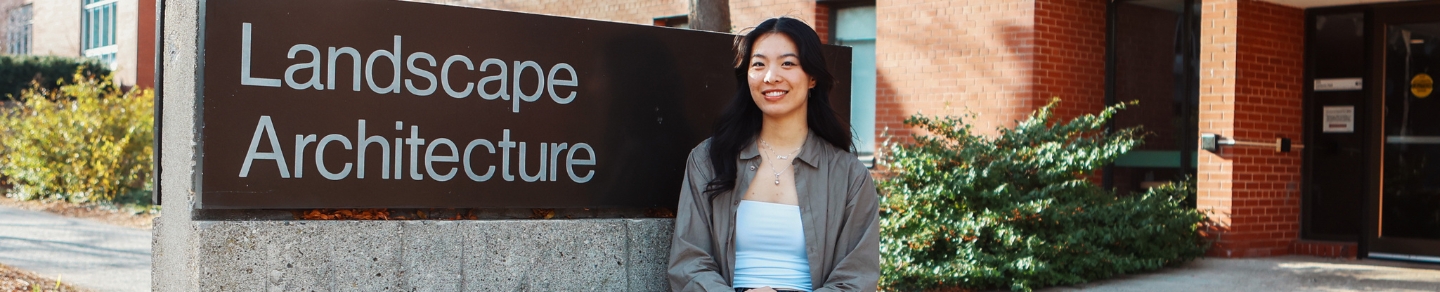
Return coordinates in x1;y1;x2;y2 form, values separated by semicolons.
1412;73;1433;98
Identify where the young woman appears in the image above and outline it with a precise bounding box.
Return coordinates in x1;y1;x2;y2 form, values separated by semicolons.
668;17;880;292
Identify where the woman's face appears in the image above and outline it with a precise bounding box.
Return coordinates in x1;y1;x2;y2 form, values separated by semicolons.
747;33;815;120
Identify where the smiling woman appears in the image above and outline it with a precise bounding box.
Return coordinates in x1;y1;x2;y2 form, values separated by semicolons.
667;16;879;292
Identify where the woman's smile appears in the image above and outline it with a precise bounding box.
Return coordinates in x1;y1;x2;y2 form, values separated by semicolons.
762;89;788;101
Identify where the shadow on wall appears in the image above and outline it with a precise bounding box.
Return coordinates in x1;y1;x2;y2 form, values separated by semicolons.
876;15;1038;139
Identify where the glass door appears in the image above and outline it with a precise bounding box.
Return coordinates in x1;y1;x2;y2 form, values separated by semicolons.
1373;22;1440;260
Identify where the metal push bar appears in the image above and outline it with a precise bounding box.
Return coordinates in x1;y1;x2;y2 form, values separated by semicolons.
1200;133;1304;153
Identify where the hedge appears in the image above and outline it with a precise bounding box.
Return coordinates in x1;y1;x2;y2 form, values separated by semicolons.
0;55;112;101
877;99;1209;291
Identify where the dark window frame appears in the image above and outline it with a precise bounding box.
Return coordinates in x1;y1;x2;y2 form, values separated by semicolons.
1103;0;1201;197
653;14;688;28
821;0;876;45
826;0;878;166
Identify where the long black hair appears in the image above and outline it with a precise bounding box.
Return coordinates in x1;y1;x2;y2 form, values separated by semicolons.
704;17;853;198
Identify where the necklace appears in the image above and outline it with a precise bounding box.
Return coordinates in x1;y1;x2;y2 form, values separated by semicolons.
759;139;802;185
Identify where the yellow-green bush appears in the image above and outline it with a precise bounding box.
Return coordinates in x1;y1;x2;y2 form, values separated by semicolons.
0;71;153;203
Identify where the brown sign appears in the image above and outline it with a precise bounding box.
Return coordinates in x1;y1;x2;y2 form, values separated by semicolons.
199;0;851;209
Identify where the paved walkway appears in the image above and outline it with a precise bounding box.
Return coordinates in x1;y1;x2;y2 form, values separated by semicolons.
2;201;1437;292
0;205;150;292
1044;255;1440;291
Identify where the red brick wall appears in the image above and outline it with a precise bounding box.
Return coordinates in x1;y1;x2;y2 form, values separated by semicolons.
875;0;1105;140
1292;240;1357;259
1197;0;1304;258
137;0;155;89
876;0;1032;138
419;0;828;40
1033;0;1107;122
731;0;819;33
409;0;687;26
814;2;830;44
408;0;821;65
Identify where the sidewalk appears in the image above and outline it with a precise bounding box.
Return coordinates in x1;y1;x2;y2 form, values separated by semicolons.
1044;255;1440;291
0;205;150;292
3;198;1435;292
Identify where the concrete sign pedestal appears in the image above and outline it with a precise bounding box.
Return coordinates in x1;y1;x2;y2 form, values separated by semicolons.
159;219;670;291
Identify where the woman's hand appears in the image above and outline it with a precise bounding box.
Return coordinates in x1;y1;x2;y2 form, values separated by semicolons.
744;287;778;292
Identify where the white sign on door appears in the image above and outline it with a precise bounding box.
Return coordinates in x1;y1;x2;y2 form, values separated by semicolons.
1315;78;1363;91
1323;106;1355;133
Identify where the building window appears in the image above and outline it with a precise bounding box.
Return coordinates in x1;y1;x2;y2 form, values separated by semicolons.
83;0;118;67
653;15;689;29
1106;0;1200;196
833;4;876;161
5;4;30;55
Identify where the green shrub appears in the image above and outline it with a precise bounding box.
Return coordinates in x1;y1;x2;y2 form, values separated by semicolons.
877;98;1208;291
0;71;153;204
0;55;112;101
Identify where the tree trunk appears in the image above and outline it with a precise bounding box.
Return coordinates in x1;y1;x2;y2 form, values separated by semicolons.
689;0;730;33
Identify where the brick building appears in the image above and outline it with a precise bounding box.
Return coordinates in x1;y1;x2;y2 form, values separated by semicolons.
1;0;156;88
11;0;1439;262
421;0;1438;262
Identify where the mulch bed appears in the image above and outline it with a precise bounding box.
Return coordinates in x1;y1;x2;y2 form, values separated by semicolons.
0;263;86;292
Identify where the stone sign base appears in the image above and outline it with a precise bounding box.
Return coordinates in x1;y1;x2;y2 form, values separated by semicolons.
157;219;673;291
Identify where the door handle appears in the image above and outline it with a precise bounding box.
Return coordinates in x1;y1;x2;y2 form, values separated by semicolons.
1201;133;1304;153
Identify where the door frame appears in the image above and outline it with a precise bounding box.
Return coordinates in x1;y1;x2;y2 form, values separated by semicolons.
1303;4;1368;242
1365;1;1440;260
1305;0;1440;260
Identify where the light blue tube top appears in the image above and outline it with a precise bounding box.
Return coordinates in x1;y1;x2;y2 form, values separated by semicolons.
733;200;812;292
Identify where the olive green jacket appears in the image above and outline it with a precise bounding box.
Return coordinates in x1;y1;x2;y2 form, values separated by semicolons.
668;132;881;291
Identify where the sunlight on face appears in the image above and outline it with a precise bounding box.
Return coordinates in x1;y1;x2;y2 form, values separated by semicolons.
747;33;815;120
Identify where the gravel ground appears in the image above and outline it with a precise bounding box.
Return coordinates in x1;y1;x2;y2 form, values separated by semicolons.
0;262;87;292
